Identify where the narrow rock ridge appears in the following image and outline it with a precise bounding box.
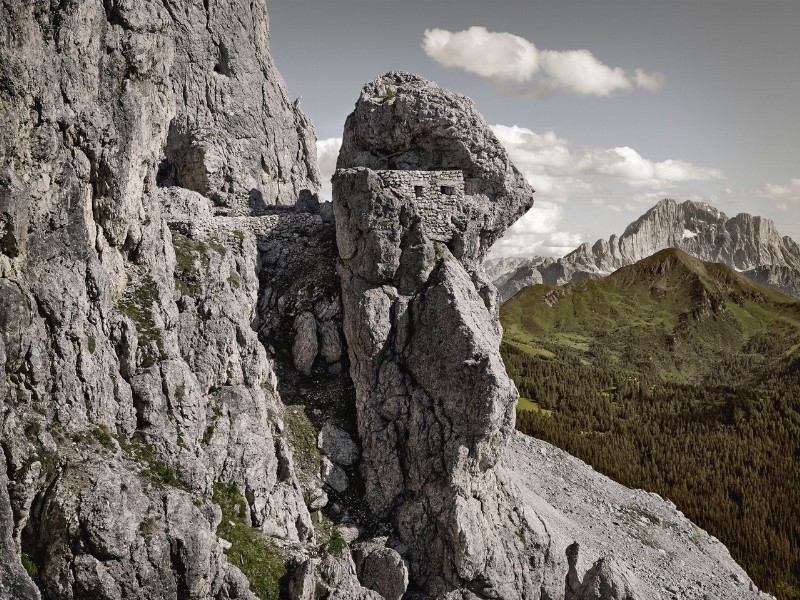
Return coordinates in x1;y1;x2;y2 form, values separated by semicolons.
491;198;800;301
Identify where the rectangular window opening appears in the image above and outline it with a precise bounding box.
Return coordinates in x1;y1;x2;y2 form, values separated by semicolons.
440;185;454;196
414;185;424;198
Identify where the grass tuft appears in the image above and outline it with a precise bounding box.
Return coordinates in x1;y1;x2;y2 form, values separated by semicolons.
213;483;289;600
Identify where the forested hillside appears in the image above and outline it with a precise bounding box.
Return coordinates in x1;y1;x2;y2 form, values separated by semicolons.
501;249;800;599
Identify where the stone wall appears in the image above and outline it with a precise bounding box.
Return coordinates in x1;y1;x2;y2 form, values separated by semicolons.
375;170;464;242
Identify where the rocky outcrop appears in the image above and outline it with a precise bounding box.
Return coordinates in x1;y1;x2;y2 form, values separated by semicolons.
159;0;319;204
506;433;767;600
0;1;774;596
337;70;534;267
0;1;347;597
492;199;800;301
334;164;547;597
333;73;546;597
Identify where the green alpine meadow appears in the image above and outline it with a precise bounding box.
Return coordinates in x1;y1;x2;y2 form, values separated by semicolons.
502;248;800;599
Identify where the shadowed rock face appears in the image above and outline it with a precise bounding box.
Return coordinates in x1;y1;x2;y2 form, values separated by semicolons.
0;1;319;597
337;71;534;265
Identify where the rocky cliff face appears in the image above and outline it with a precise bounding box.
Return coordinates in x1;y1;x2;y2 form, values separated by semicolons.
0;1;328;597
491;199;800;301
0;4;771;599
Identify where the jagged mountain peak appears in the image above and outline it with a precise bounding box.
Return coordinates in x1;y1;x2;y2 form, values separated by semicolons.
494;198;800;301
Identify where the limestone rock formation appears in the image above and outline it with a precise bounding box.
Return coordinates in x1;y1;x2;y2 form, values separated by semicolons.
337;71;535;266
160;0;319;204
0;0;775;596
506;433;768;600
491;199;800;301
334;164;545;597
0;1;359;597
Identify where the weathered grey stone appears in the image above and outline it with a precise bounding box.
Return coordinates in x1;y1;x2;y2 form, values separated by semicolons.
0;0;315;596
504;432;765;600
318;320;343;364
337;71;534;266
292;311;319;375
308;487;329;511
317;423;360;467
334;75;545;594
353;541;409;600
0;452;39;600
321;457;349;493
288;558;319;600
160;2;319;205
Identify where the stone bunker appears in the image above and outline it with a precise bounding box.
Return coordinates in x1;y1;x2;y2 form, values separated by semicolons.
375;170;464;242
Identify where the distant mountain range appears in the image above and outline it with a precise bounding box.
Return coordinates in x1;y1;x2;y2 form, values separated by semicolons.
488;199;800;301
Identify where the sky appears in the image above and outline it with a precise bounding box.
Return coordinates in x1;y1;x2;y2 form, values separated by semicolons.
268;0;800;258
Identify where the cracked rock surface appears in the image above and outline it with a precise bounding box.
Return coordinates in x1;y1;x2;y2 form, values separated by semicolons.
0;1;774;597
333;73;771;600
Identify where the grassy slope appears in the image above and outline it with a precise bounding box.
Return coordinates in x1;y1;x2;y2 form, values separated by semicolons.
502;248;800;383
500;248;800;599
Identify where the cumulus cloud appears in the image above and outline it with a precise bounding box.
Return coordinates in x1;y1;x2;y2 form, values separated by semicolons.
491;125;724;191
488;124;726;257
539;49;632;97
578;146;724;188
490;201;584;257
761;178;800;202
316;137;342;201
423;27;662;97
422;26;538;83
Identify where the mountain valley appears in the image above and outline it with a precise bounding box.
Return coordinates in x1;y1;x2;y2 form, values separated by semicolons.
501;249;800;599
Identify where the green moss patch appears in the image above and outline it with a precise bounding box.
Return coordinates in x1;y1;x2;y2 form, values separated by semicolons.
213;483;289;600
117;274;164;368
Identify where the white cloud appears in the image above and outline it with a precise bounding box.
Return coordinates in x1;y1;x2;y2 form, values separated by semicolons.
423;27;663;97
491;125;723;192
761;178;800;202
578;146;724;188
539;49;632;97
490;201;584;257
541;231;585;255
316;137;342;201
634;68;664;91
422;27;538;83
488;124;726;257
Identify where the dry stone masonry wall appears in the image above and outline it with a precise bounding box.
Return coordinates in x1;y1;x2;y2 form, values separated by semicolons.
375;170;464;242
